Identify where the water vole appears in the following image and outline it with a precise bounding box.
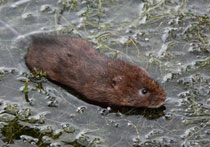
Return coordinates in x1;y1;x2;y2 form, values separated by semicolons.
25;36;166;108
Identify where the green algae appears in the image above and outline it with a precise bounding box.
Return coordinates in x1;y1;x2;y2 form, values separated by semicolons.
0;0;210;146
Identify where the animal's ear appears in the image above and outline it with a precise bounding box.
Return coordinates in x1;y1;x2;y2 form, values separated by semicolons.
139;66;149;76
112;76;123;88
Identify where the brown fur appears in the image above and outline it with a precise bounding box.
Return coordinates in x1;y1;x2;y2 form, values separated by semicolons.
25;36;166;108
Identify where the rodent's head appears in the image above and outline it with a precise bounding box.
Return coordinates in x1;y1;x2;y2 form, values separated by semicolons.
112;70;166;108
134;77;166;108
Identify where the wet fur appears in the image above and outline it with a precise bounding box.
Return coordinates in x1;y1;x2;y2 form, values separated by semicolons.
25;36;166;108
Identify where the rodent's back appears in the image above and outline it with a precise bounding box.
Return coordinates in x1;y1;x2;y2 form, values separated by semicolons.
25;36;166;108
26;36;107;84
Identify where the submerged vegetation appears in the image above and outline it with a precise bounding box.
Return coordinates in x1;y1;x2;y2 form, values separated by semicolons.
0;0;209;146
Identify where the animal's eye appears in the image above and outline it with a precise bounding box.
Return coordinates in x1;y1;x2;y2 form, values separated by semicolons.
139;88;148;96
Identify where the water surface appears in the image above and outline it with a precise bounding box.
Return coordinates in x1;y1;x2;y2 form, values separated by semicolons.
0;0;210;146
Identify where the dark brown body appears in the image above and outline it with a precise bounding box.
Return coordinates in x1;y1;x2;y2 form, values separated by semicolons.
25;36;166;108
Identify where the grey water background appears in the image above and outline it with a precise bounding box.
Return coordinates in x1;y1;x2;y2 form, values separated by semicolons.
0;0;210;146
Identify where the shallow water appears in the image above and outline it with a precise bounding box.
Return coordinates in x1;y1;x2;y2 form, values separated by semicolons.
0;0;210;146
